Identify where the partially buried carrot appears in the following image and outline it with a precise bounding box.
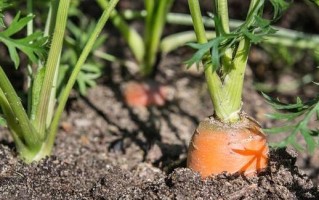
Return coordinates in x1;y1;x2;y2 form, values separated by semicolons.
123;81;168;107
187;114;269;178
186;0;273;178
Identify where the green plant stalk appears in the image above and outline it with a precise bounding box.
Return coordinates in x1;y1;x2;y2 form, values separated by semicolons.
96;0;145;64
0;88;36;159
143;0;155;53
39;0;60;129
142;0;173;76
26;0;33;116
41;0;120;157
188;0;253;122
44;0;59;37
33;0;70;136
44;1;61;127
0;67;40;149
215;0;230;35
27;0;33;35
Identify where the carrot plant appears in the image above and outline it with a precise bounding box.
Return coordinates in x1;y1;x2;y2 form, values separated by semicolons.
97;0;174;77
263;92;319;153
97;0;206;107
61;9;109;96
0;0;119;163
185;0;288;178
95;0;176;107
261;0;319;154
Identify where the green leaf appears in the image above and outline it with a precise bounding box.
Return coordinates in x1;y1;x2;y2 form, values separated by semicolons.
76;63;102;95
263;125;295;134
263;93;306;111
289;136;305;152
0;12;47;69
269;0;291;20
210;37;225;71
265;111;303;121
185;42;213;67
300;128;317;153
263;89;319;152
59;16;106;96
7;44;20;68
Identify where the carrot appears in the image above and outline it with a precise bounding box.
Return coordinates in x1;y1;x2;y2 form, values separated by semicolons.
123;81;168;107
187;114;269;178
186;0;273;178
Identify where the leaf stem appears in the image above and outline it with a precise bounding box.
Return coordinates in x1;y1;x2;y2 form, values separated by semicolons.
33;0;70;136
215;0;230;35
0;67;40;148
26;0;33;35
142;0;174;76
44;0;120;155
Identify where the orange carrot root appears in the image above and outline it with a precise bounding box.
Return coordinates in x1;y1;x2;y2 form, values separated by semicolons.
187;114;269;178
123;81;168;107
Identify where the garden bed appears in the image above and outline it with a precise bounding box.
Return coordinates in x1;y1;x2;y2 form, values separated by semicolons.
0;58;318;199
0;0;319;199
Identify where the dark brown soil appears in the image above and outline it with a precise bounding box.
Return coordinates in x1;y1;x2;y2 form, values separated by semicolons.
0;0;319;199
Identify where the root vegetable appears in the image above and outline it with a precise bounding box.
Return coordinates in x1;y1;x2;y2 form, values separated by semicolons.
123;81;168;107
187;114;269;178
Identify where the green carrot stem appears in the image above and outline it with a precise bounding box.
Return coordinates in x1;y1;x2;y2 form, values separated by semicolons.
142;0;173;76
0;67;41;148
33;0;70;136
188;0;252;122
43;0;120;156
215;0;230;35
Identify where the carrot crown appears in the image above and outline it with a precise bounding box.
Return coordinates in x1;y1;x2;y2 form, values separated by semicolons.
186;0;289;123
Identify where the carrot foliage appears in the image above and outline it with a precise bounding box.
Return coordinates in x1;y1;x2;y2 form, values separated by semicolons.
0;12;47;69
263;93;319;153
185;0;290;73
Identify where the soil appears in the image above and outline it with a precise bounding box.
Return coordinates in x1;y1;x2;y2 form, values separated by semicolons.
0;0;319;199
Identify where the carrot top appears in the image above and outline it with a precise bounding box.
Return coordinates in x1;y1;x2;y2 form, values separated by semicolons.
186;0;290;123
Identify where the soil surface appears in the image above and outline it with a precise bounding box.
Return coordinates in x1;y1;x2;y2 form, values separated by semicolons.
0;0;319;199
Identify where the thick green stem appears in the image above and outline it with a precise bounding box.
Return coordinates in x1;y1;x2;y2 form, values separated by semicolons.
44;0;59;37
43;1;61;130
42;0;119;156
142;0;174;76
215;0;230;35
188;0;253;122
0;67;40;148
33;0;70;136
188;0;207;44
26;0;33;115
0;89;39;162
27;0;33;35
